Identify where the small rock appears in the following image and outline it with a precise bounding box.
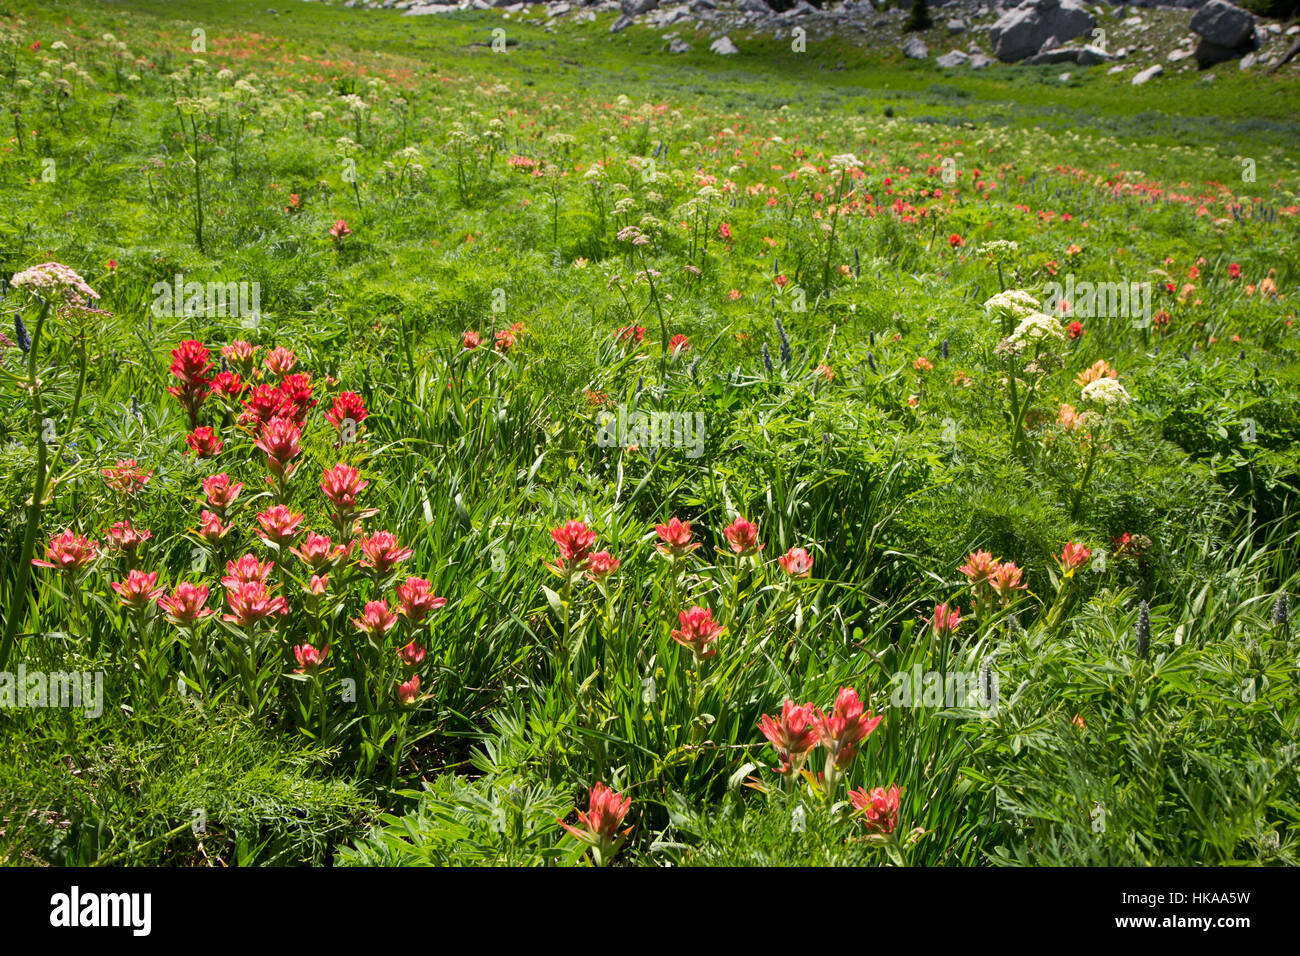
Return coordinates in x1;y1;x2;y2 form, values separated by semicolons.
1167;48;1193;62
1239;51;1256;69
1131;63;1162;84
610;12;634;30
936;49;971;67
1107;63;1126;74
1059;71;1071;80
710;34;739;54
670;36;691;52
902;36;929;59
947;18;967;34
969;52;996;69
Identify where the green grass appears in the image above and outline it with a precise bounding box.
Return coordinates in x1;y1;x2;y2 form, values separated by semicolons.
0;0;1297;867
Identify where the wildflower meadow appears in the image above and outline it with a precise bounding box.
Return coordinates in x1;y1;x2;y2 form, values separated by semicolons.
1;0;1298;894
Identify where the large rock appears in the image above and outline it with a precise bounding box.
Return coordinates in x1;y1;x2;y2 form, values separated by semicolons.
989;0;1095;63
621;0;659;13
902;36;929;59
1190;0;1254;48
1190;0;1257;67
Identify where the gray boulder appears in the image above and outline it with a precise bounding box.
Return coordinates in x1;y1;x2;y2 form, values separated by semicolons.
621;0;659;13
902;36;929;58
610;13;635;30
989;0;1095;63
1189;0;1257;67
936;49;971;67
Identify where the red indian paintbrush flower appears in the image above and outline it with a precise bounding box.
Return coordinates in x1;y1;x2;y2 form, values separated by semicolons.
462;330;481;350
222;554;274;590
102;459;152;496
112;570;165;611
959;550;999;608
1058;541;1091;574
395;673;421;706
294;643;328;673
667;333;691;356
548;520;598;576
254;417;303;479
203;473;244;511
329;219;352;241
263;346;298;377
494;329;515;353
185;426;224;458
241;383;291;427
932;602;961;639
255;504;305;548
320;463;369;515
758;699;819;775
671;606;722;661
290;532;347;571
778;546;814;579
397;641;426;667
813;687;883;768
655;517;701;558
158;583;214;627
723;516;762;556
208;370;246;404
586;551;620;581
959;550;997;587
616;325;645;346
325;391;368;433
353;599;398;640
395;577;447;623
358;531;413;576
168;339;211;428
104;521;152;561
197;510;230;544
32;530;99;570
560;783;632;864
989;561;1027;603
850;784;901;835
223;581;288;626
221;340;258;376
279;372;317;424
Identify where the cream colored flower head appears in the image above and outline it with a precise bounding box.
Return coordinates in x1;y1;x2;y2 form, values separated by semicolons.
1009;312;1066;347
984;289;1040;323
977;239;1020;262
1081;378;1131;409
